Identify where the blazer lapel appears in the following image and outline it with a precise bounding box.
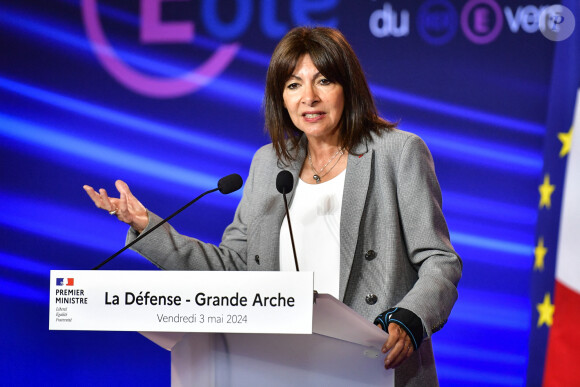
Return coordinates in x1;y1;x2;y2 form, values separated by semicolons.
282;137;307;205
339;141;372;301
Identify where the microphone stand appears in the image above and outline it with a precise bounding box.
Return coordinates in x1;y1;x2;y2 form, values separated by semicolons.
92;188;219;270
282;189;300;272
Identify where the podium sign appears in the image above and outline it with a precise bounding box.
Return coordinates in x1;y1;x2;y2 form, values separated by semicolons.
49;270;313;334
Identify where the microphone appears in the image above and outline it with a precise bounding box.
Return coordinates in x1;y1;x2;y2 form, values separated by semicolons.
276;170;293;194
218;173;244;194
276;170;299;271
92;173;243;270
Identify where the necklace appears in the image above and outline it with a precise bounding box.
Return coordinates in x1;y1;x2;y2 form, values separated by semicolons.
308;147;344;183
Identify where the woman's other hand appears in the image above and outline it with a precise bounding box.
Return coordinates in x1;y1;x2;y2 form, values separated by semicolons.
380;323;414;370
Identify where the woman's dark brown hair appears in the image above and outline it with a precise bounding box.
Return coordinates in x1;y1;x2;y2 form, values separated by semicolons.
264;26;395;161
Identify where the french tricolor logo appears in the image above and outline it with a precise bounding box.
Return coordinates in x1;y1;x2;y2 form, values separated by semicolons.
56;278;74;286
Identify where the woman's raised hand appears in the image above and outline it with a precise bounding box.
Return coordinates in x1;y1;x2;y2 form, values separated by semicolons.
83;180;149;233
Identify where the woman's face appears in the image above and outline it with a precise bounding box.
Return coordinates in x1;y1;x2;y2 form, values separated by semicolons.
282;54;344;143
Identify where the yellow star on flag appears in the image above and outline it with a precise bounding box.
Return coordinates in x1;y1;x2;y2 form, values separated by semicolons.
537;292;555;327
558;127;573;158
533;237;548;271
538;174;555;209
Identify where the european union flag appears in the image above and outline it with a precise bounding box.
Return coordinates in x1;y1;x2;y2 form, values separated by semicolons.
527;1;579;386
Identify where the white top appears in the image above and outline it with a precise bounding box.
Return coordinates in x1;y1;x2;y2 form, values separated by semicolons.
279;170;346;299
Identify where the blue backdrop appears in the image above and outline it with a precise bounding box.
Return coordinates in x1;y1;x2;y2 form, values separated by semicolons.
1;0;558;385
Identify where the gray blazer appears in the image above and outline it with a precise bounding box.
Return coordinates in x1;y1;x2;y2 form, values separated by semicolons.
129;129;462;386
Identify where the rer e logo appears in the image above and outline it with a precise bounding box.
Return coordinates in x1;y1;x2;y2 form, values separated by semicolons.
460;0;503;45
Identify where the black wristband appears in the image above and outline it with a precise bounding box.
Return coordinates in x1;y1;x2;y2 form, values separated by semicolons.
373;307;423;350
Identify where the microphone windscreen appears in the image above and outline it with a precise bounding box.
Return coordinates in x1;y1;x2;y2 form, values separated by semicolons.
218;174;243;194
276;170;294;194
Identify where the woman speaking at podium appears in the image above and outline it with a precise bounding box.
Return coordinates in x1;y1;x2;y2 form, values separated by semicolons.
84;26;462;386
